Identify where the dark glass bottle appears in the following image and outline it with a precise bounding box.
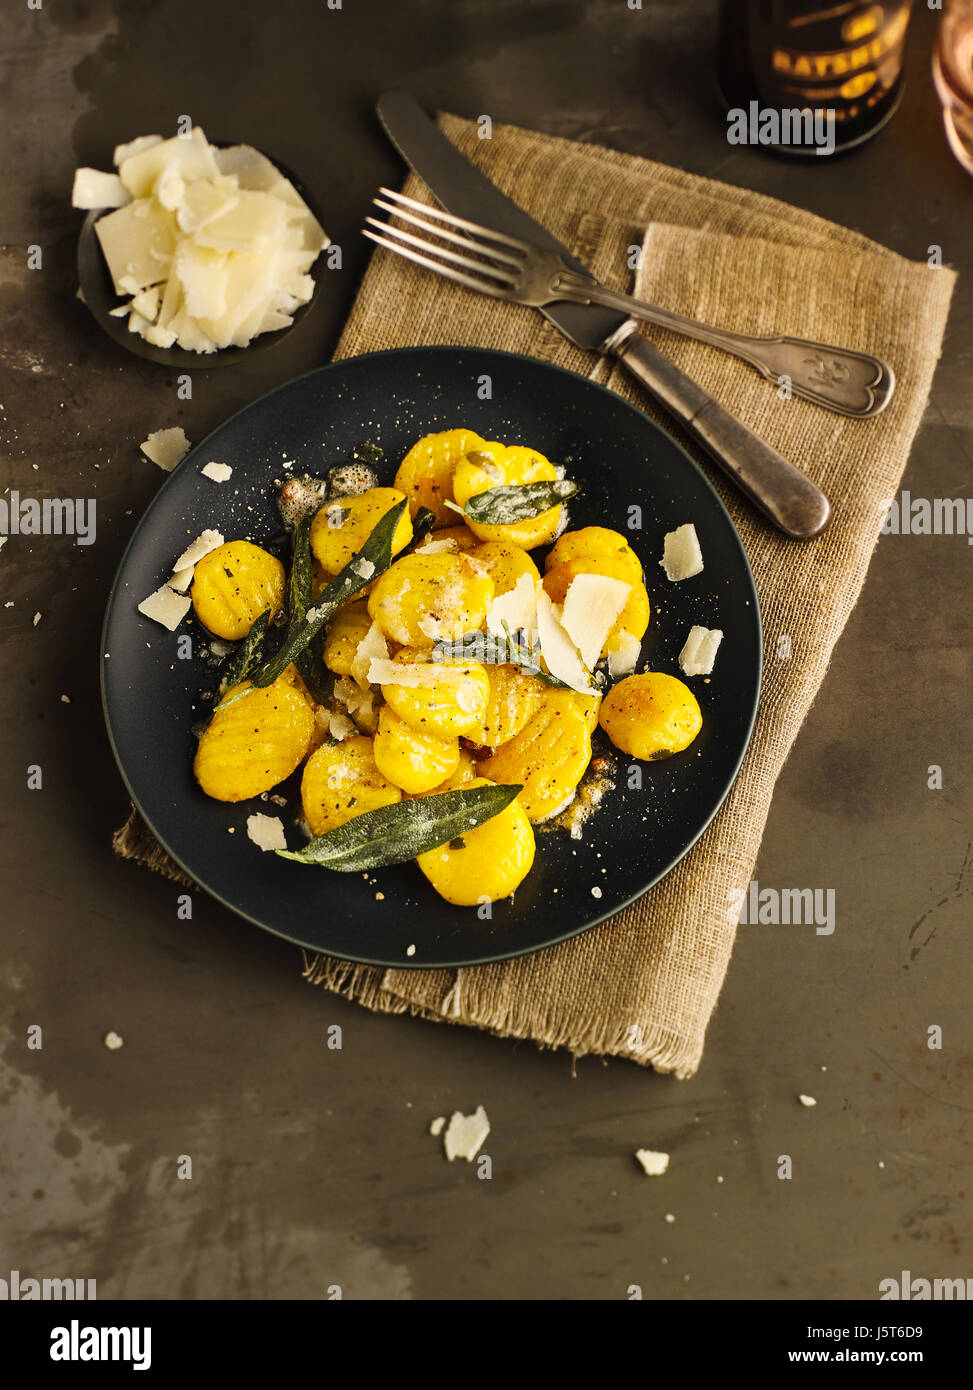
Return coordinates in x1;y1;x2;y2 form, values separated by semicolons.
718;1;914;154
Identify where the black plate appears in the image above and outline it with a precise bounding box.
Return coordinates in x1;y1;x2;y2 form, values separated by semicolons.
101;347;761;968
77;145;328;369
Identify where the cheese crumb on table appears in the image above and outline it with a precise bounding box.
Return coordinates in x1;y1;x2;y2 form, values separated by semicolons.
140;427;190;472
429;1116;445;1137
443;1105;491;1162
798;1094;817;1107
103;1031;124;1050
635;1148;670;1177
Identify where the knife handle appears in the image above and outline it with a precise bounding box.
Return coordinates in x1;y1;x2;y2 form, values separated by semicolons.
612;330;831;540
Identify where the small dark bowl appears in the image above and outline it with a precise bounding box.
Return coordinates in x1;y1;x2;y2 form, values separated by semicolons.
76;143;328;369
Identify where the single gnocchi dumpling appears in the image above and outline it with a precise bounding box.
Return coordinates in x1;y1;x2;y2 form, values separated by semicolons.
380;649;491;739
191;540;285;640
309;486;412;575
470;540;540;597
452;442;562;549
194;675;314;802
462;664;544;749
416;778;535;905
322;599;372;678
394;428;488;528
598;672;702;760
543;554;650;659
373;705;460;795
367;551;494;647
300;735;401;836
479;697;592;822
546;526;643;584
540;686;602;736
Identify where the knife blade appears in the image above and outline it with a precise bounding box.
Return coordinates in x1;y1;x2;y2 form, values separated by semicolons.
375;91;831;540
376;91;623;352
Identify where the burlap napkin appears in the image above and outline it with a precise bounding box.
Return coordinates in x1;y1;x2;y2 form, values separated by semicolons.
114;113;955;1077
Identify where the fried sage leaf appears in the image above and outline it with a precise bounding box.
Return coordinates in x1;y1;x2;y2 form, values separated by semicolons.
450;478;580;526
213;499;407;712
286;516;332;704
431;626;572;690
276;783;523;872
214;608;272;702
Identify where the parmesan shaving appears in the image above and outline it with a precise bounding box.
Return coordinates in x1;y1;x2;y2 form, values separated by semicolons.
201;461;233;483
137;583;191;630
72;168;130;210
350;621;388;691
635;1149;670;1177
560;573;630;670
678;625;723;677
139;426;190;471
607;631;642;678
660;523;704;581
173;528;224;572
443;1105;491;1163
367;658;475;689
246;813;287;852
535;587;593;694
485;572;536;640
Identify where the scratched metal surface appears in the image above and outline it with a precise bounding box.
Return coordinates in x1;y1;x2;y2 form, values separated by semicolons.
0;0;969;1300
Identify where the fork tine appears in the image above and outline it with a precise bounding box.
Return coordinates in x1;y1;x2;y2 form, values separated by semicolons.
372;196;525;269
377;187;534;254
362;228;511;299
364;216;519;286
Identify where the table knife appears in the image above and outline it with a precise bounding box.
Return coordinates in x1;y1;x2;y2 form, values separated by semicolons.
376;91;831;540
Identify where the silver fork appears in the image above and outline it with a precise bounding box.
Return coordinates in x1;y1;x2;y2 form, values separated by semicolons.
364;187;894;419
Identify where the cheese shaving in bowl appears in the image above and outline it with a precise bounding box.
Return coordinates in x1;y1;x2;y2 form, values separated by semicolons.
76;127;329;355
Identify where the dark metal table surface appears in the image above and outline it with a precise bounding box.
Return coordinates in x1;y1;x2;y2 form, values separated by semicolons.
1;0;969;1301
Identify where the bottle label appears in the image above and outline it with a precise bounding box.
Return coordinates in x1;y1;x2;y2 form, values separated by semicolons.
751;2;913;125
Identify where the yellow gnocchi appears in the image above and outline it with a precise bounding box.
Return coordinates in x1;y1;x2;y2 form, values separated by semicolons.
416;778;535;905
194;675;313;802
470;540;540;596
300;735;401;836
452;442;562;549
598;673;702;760
373;706;460;795
479;698;592;822
322;599;372;677
191;540;285;640
462;664;544;748
380;649;491;739
310;486;413;575
367;551;494;647
394;428;487;527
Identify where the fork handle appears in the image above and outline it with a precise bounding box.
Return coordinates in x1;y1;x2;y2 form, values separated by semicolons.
608;325;831;539
563;277;893;418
